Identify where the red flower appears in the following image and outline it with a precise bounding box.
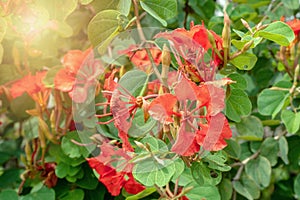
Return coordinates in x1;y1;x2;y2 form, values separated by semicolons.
54;48;104;103
86;143;145;196
119;44;162;72
285;18;300;37
10;71;50;106
155;22;223;81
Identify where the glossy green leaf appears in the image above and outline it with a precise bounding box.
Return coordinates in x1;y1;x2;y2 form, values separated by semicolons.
87;10;122;54
191;162;222;186
294;174;300;199
129;109;157;138
59;189;84;200
0;190;18;200
225;88;252;122
245;156;271;189
185;184;221;200
219;178;233;200
20;185;55;200
260;137;279;167
228;73;247;90
140;0;177;26
61;131;93;159
125;188;156;200
91;0;131;15
236;116;264;141
257;89;289;118
133;136;175;187
76;164;98;190
256;21;295;46
281;110;300;134
278;136;289;165
119;70;148;96
224;139;241;159
133;157;176;187
204;152;231;172
283;0;300;9
55;162;70;178
230;52;257;70
232;174;260;200
172;158;185;180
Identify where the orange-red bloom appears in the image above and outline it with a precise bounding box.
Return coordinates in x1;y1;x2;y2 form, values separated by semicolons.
155;22;223;81
54;48;103;103
10;71;50;106
86;143;145;196
119;44;162;72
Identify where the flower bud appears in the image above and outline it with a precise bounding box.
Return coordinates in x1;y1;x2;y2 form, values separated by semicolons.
222;12;231;49
161;44;171;86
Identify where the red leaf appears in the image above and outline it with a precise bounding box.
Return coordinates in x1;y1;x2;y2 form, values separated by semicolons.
196;113;232;151
148;93;177;124
171;123;200;156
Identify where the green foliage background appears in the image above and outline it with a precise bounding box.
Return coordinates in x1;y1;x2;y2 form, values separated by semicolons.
0;0;300;199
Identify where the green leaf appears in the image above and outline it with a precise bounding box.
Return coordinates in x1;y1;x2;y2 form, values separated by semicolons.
185;184;221;200
87;10;123;54
281;110;300;134
76;164;99;190
260;137;279;167
172;158;185;180
232;174;260;200
191;162;222;186
133;136;175;187
204;152;231;172
133;157;176;187
59;189;84;200
236;116;264;141
283;0;300;10
61;131;93;159
228;73;247;90
256;21;295;46
218;178;233;200
257;89;289;118
55;162;70;178
245;156;271;189
225;88;252;122
230;52;257;70
20;185;55;200
129;109;157;138
0;64;20;85
125;188;156;200
278;136;289;165
224;139;241;159
140;0;177;26
79;0;94;5
43;65;63;88
294;174;300;199
91;0;131;15
119;70;148;96
36;0;77;21
0;190;18;200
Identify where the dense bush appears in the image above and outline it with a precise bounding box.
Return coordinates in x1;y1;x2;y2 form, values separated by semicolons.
0;0;300;199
